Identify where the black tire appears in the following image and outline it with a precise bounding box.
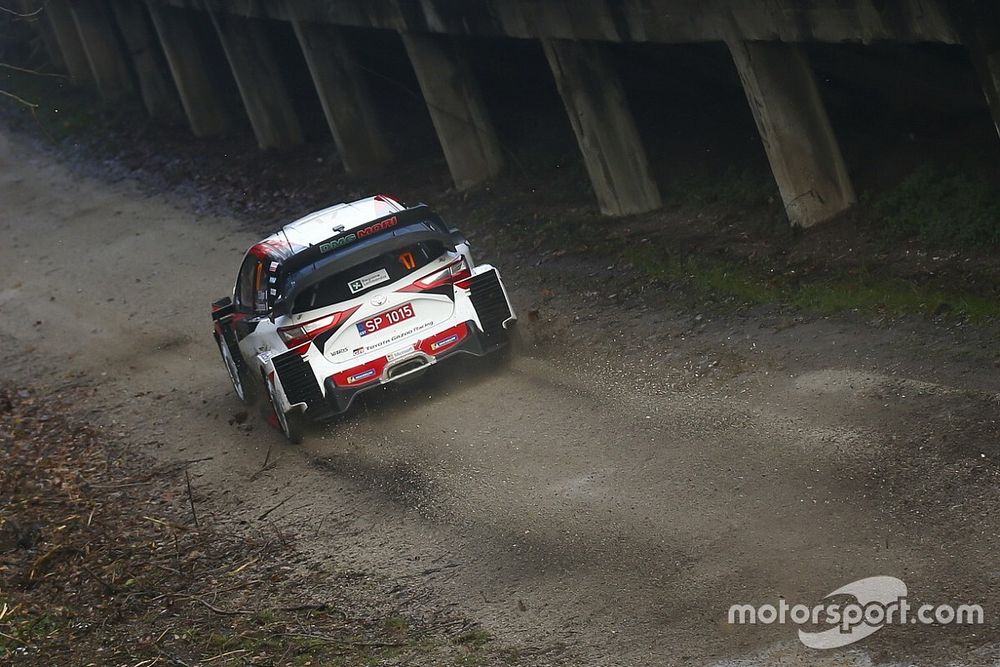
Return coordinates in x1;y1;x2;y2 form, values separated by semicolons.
505;319;526;355
265;376;305;445
282;410;307;445
216;332;257;404
489;319;524;368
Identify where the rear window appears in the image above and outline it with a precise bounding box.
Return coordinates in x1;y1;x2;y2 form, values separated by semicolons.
292;241;446;313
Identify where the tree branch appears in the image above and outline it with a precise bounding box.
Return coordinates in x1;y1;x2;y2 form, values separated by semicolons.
0;6;42;19
0;62;65;78
0;88;39;108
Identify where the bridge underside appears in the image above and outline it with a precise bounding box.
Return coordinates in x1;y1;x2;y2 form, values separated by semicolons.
18;0;1000;227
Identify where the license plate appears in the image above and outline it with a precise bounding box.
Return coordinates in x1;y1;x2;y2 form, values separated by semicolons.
357;303;415;337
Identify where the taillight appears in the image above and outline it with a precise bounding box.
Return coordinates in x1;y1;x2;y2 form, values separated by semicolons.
277;306;359;349
401;257;471;292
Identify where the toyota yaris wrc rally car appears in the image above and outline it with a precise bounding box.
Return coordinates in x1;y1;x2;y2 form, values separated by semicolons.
211;195;517;443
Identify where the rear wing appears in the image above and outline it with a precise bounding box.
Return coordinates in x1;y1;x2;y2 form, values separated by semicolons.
278;204;450;277
271;205;464;318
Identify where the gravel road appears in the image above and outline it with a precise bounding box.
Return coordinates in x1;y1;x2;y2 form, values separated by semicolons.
1;128;998;666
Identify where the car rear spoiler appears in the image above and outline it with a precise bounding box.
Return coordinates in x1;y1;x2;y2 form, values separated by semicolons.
278;204;449;278
271;211;461;319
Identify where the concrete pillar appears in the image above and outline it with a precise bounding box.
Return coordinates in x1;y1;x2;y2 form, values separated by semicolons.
145;3;230;137
952;6;1000;141
211;13;304;150
18;0;65;70
291;19;391;175
69;0;134;100
972;50;1000;139
109;0;182;122
542;39;662;217
727;40;855;228
44;0;92;84
401;33;502;189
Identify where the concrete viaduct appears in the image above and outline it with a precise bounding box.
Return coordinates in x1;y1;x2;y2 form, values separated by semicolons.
17;0;1000;227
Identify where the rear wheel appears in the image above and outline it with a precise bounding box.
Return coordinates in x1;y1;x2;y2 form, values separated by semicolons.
504;319;526;355
216;333;256;404
265;377;305;444
488;320;524;368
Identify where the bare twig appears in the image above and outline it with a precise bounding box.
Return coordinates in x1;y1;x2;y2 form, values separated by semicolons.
249;444;273;481
185;469;199;528
0;5;41;17
179;594;251;616
258;492;297;521
0;62;64;77
80;563;117;594
0;89;38;109
202;649;247;663
280;633;409;648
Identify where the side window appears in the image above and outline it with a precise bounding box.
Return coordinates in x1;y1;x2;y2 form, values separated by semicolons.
235;256;259;313
252;261;269;316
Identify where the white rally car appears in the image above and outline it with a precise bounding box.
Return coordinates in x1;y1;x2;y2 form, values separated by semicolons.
211;195;517;442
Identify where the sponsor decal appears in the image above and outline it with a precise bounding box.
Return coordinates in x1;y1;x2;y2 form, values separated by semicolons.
353;347;365;356
318;216;398;254
328;347;349;356
349;269;390;295
430;334;458;351
388;346;415;361
318;234;355;254
347;368;377;384
356;216;397;238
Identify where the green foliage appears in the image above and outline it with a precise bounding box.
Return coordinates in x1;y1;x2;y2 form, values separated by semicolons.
670;165;778;209
872;165;1000;248
1;69;107;140
624;244;1000;321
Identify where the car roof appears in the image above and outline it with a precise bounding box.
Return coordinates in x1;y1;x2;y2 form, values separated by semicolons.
280;195;405;248
248;195;407;262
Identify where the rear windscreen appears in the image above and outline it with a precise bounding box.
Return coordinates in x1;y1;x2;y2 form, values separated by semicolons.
292;241;446;313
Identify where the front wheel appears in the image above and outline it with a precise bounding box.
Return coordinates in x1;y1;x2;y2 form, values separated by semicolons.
216;333;256;404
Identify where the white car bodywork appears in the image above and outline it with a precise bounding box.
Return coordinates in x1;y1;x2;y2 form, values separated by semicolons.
213;196;516;440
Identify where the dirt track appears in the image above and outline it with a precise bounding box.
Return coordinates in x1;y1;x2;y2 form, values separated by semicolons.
1;127;999;666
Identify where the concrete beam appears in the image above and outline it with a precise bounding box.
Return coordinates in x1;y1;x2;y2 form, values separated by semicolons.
109;0;182;122
290;18;391;175
543;39;661;217
727;40;855;227
402;33;502;189
146;2;230;137
70;0;134;100
211;13;304;150
44;0;92;84
151;0;961;46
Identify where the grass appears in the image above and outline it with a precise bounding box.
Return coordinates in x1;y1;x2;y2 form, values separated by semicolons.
623;244;1000;321
453;628;493;647
870;164;1000;248
670;164;778;209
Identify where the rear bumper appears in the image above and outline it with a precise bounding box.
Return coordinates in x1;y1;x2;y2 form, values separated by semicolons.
313;318;508;418
268;265;515;422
